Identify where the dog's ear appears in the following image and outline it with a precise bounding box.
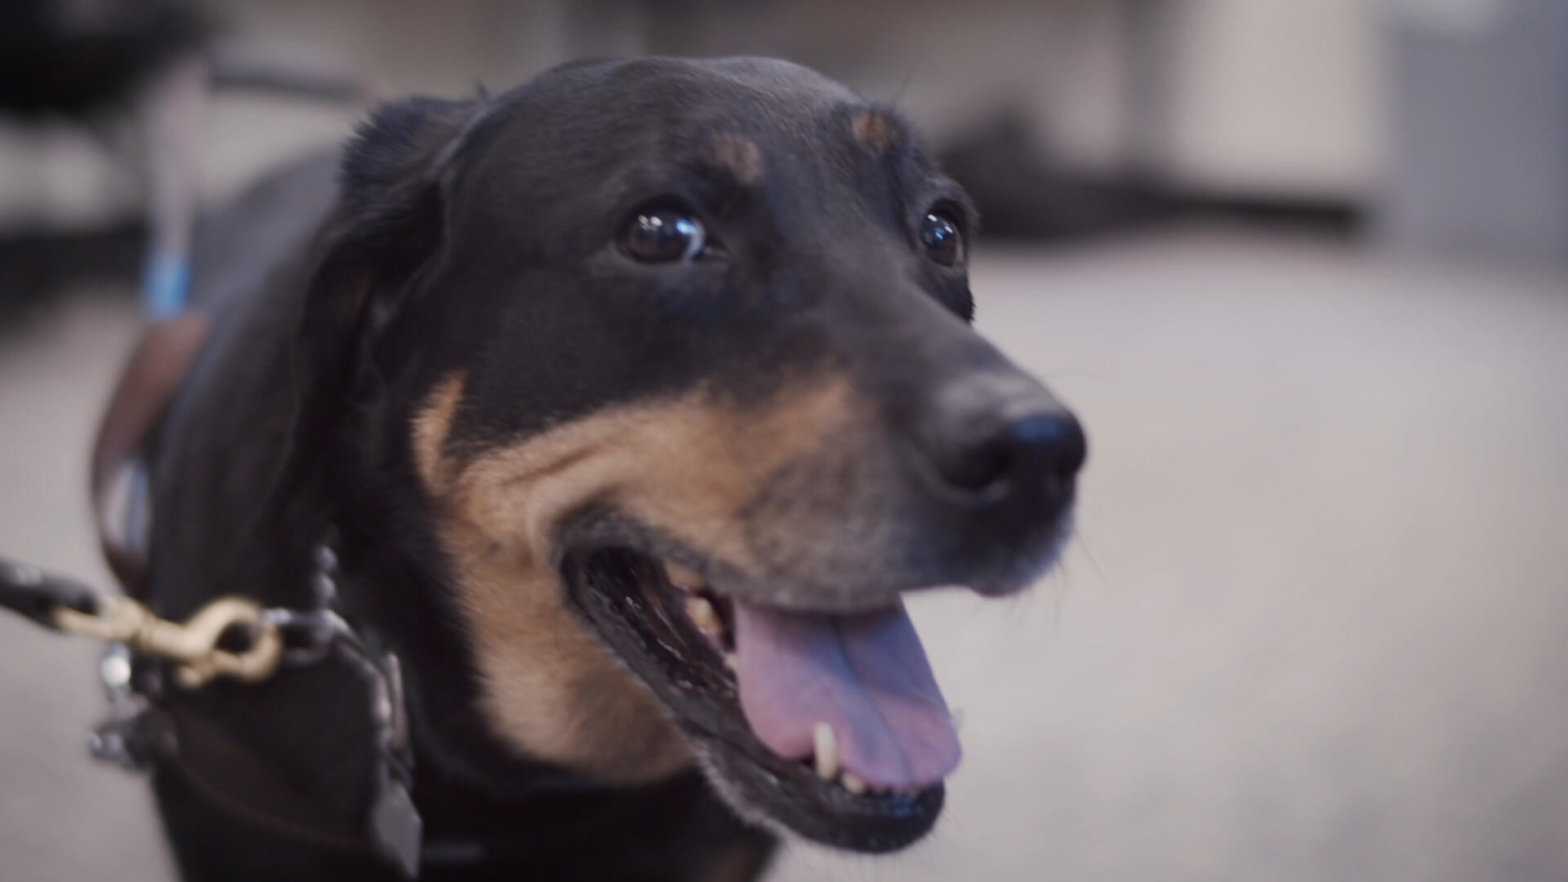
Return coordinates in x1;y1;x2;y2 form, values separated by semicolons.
339;96;479;215
275;96;488;509
305;96;482;367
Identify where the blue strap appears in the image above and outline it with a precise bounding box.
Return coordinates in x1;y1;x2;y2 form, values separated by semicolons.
142;250;191;319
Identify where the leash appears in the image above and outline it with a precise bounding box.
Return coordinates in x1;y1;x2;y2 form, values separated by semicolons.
0;546;425;877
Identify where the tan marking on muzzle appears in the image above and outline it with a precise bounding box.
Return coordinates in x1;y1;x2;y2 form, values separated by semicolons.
411;372;860;782
850;110;897;154
712;134;764;186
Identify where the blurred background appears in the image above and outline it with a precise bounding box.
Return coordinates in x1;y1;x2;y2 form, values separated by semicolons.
1;1;1565;880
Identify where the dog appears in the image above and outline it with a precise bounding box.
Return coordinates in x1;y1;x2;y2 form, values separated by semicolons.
136;56;1085;880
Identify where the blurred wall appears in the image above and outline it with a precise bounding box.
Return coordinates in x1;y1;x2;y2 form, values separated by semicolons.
4;0;1564;263
1;0;1390;223
1379;0;1568;262
1159;0;1385;199
658;0;1387;199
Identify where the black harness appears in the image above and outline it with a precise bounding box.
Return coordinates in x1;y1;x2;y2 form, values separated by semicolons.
0;545;426;877
0;309;430;876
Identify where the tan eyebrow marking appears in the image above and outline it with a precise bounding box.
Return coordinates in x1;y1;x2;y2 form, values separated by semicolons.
850;110;898;154
712;134;764;186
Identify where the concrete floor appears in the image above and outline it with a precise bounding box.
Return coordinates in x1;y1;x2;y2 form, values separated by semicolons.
2;230;1565;881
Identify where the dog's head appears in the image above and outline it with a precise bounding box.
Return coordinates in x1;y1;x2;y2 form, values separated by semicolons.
291;57;1084;852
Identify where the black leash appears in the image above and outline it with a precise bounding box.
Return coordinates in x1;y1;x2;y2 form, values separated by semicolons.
0;547;425;877
0;555;100;629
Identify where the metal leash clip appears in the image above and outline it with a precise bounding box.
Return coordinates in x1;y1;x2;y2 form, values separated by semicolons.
55;594;284;689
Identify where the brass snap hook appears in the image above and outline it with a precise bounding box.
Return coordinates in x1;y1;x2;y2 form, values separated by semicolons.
56;595;283;689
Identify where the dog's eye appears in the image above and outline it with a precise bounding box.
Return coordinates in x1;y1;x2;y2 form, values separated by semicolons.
622;208;706;263
919;211;964;267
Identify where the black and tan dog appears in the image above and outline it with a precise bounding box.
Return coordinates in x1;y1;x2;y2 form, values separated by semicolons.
141;56;1084;880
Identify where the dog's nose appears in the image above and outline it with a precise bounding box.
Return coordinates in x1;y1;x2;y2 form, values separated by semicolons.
914;385;1086;510
936;409;1085;503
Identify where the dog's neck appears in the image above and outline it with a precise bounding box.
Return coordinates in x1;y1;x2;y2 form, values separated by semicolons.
294;532;759;874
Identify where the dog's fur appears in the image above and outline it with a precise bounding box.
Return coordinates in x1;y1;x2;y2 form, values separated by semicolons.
142;57;1082;880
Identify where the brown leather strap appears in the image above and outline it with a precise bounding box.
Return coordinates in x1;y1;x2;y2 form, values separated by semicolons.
91;314;211;594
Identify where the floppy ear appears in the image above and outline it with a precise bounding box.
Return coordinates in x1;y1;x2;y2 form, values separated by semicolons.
274;96;486;506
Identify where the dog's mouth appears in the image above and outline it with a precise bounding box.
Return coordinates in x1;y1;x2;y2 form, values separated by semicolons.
561;544;960;852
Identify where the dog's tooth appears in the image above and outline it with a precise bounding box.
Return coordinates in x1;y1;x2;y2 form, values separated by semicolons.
685;595;722;636
723;652;737;670
814;722;840;780
840;772;867;795
663;560;704;591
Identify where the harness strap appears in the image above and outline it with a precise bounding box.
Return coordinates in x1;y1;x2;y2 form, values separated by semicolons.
158;702;370;852
0;553;430;875
90;312;211;594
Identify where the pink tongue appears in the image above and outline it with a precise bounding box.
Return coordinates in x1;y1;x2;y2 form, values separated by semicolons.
733;600;960;790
